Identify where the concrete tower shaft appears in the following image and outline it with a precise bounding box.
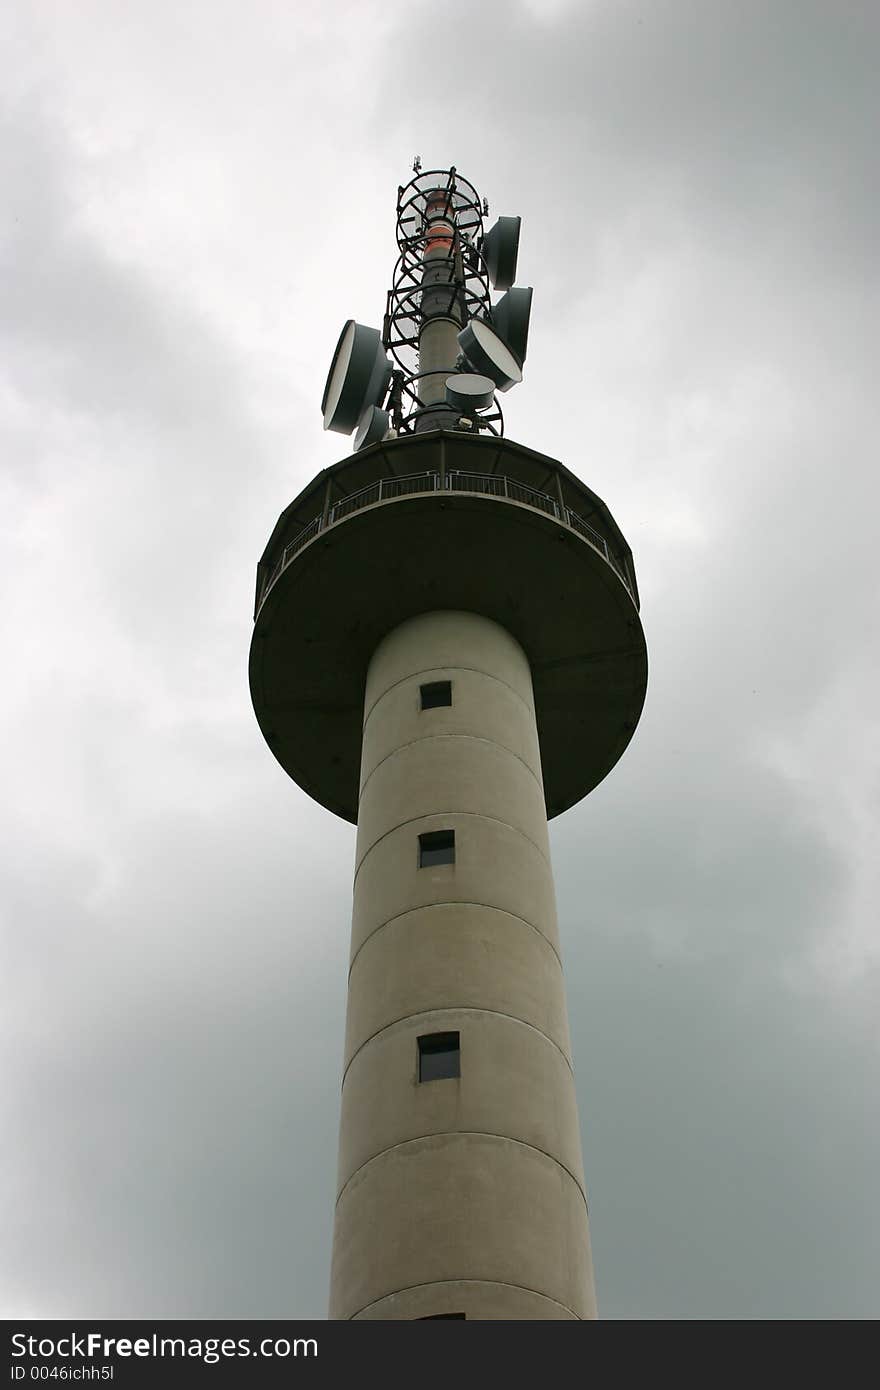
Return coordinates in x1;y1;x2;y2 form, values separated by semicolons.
251;432;647;1318
331;611;595;1319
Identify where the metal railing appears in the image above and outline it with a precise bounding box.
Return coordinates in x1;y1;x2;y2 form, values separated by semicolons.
259;470;632;609
565;507;609;557
329;471;438;522
447;470;506;500
447;471;559;518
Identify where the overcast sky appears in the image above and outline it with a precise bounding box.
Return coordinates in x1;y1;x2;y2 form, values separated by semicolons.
2;0;878;1320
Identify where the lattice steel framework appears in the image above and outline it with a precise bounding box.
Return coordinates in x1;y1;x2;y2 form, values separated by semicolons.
382;167;505;436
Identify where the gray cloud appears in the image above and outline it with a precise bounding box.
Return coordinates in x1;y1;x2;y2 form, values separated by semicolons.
2;0;878;1320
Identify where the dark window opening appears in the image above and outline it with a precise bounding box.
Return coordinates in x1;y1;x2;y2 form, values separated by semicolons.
418;1313;466;1320
418;1031;460;1082
418;829;455;868
420;680;452;710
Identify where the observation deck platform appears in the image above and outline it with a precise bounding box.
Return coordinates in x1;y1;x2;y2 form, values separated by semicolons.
250;431;647;821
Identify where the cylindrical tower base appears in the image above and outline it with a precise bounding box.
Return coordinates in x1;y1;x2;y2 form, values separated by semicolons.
329;611;597;1320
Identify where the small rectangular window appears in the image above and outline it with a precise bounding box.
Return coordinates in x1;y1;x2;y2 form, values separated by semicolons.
418;1031;460;1082
418;829;455;867
420;680;452;710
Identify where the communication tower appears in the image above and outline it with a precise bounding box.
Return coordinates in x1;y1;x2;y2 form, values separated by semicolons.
250;163;647;1319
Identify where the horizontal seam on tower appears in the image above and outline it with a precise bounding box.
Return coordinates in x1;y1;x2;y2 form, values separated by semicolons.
348;901;564;978
362;665;535;732
353;811;552;883
335;1132;587;1210
348;1278;583;1321
358;733;544;804
341;1006;574;1086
